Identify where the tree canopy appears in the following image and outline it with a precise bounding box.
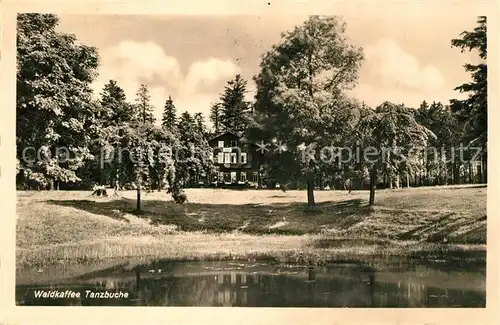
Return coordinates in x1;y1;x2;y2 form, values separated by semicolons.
16;13;487;206
17;13;99;189
450;16;487;147
252;15;364;206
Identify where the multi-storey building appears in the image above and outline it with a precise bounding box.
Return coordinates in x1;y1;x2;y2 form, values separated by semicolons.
206;131;262;187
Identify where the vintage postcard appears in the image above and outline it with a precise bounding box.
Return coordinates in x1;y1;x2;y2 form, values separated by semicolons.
1;0;498;324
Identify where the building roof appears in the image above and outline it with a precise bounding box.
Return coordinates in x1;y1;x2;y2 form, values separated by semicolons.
208;131;256;145
208;131;244;141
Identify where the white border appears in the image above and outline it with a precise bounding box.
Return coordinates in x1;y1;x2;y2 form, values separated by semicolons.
1;1;499;324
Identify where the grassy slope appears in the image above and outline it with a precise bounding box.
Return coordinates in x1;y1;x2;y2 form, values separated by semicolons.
16;185;486;268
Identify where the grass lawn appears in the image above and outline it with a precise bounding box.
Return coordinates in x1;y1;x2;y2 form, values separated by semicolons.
16;185;487;270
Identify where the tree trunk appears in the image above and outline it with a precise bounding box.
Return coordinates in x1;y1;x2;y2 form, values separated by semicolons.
395;172;400;189
136;187;141;211
482;153;487;183
455;162;461;185
100;167;105;186
49;178;54;191
451;163;455;185
307;177;315;208
369;166;377;206
479;152;485;183
406;170;410;188
444;164;449;185
136;173;142;211
469;161;474;184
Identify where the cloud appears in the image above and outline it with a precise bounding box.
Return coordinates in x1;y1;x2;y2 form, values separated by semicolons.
245;83;257;103
183;58;238;95
92;41;239;125
364;38;445;91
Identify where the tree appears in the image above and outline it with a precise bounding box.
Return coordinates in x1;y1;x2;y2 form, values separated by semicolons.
252;15;363;207
130;82;157;208
209;102;222;134
450;16;487;182
117;124;179;210
193;112;207;136
162;95;177;130
100;80;135;125
16;13;99;190
135;83;156;124
416;101;460;186
358;102;435;205
178;112;195;138
90;80;137;188
219;74;252;132
175;111;214;190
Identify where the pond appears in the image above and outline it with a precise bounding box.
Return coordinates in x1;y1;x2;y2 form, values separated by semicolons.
16;259;486;307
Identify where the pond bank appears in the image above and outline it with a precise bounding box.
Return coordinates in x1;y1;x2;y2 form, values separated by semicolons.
17;232;486;271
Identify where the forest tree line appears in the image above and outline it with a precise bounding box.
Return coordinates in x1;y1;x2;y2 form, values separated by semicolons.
16;14;487;206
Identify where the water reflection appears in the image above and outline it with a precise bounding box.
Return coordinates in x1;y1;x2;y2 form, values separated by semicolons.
16;260;486;307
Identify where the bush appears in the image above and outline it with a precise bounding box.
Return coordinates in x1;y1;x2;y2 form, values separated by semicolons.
172;191;187;203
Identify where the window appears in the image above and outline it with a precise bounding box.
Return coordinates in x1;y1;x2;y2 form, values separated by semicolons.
217;152;224;164
240;172;247;182
241;153;247;164
230;172;237;183
224;153;231;164
253;172;259;183
230;153;237;164
218;172;224;183
231;140;238;147
218;140;224;148
224;172;231;183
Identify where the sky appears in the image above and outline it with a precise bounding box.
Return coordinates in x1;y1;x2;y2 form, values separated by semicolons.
57;12;480;125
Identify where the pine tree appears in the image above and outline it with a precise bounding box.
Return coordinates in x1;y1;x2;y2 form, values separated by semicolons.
175;111;213;188
100;80;134;126
135;83;156;124
209;102;222;134
193;112;206;136
177;111;196;143
450;16;487;147
162;95;177;130
450;16;487;183
94;80;134;187
219;74;251;132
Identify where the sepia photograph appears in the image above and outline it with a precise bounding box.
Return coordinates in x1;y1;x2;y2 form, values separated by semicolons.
9;1;491;313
